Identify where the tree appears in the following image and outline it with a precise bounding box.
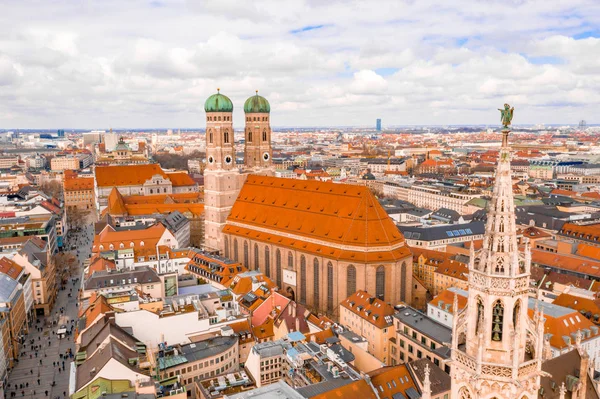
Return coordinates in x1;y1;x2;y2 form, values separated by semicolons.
66;207;91;230
153;151;205;170
39;180;63;201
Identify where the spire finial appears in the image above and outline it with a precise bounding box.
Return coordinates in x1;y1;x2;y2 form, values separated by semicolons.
256;89;258;94
559;382;566;399
217;88;220;93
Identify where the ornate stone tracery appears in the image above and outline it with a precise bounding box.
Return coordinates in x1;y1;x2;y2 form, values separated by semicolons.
451;107;543;399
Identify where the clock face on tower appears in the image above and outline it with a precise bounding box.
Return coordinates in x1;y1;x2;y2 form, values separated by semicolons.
208;156;214;164
263;152;270;161
225;156;232;164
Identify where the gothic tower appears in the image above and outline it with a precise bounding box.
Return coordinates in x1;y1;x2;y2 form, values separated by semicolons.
243;91;272;168
203;89;241;252
450;124;544;399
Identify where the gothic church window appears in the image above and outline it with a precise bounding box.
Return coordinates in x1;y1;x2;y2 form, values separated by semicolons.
248;131;252;142
492;300;504;341
254;244;259;271
347;265;356;298
314;259;320;308
288;252;293;269
243;241;249;268
224;130;229;144
263;131;267;141
209;130;213;143
476;297;484;334
265;247;270;277
327;262;334;312
233;238;239;262
224;238;229;258
376;266;385;300
276;249;282;286
300;256;307;303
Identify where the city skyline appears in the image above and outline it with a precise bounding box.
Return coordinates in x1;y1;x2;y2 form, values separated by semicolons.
0;0;599;128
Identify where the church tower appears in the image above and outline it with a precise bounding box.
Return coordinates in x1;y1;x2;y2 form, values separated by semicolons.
203;89;240;252
243;91;272;168
451;110;544;399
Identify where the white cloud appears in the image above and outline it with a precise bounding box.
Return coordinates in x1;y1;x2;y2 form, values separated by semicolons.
0;0;598;127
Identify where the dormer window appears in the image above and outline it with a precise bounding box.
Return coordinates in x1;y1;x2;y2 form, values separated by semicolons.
140;241;144;247
109;244;114;250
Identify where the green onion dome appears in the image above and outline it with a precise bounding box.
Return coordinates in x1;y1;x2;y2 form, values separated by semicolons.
204;89;233;113
244;91;270;113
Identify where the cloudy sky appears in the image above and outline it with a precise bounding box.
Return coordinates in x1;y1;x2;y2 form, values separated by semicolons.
1;0;599;128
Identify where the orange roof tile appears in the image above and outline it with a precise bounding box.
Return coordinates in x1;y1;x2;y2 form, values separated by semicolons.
576;243;600;261
95;164;166;187
528;305;599;349
107;188;127;216
64;176;94;192
87;257;116;277
165;172;196;187
552;293;600;322
340;290;395;329
0;257;23;279
368;365;417;399
531;249;600;278
305;328;335;344
252;318;274;340
226;176;410;263
429;289;467;313
311;379;377;399
92;223;167;253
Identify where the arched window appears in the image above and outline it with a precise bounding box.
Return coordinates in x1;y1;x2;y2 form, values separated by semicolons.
288;252;293;269
376;266;385;300
313;259;320;308
233;238;239;262
265;247;270;277
300;256;307;303
400;262;407;302
209;130;213;144
476;297;484;334
130;242;134;248
224;238;229;258
254;244;259;271
248;131;252;142
243;241;249;268
347;265;356;298
492;300;504;341
119;243;124;249
262;130;267;141
224;130;229;144
327;262;334;312
458;387;473;399
513;299;521;330
276;249;282;286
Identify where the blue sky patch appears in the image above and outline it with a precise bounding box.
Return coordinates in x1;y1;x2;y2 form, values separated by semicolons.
290;24;330;34
573;30;600;39
524;55;564;65
375;68;399;76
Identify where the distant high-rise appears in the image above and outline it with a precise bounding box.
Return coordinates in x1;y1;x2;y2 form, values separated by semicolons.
57;129;65;137
376;118;382;131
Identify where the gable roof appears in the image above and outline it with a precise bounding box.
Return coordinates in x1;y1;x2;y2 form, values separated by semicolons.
0;257;24;280
225;175;410;263
340;290;395;329
92;223;167;253
95;164;166;187
367;365;417;399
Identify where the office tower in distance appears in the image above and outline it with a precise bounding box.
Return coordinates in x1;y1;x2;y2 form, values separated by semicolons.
376;118;382;131
57;129;65;137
